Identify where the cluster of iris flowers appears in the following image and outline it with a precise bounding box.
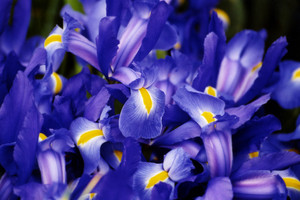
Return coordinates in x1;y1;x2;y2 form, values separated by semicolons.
1;0;300;199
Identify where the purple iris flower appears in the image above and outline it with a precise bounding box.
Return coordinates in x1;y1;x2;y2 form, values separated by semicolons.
97;0;174;77
133;148;194;200
116;67;165;139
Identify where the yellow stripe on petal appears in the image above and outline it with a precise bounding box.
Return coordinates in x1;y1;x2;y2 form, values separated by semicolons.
251;62;263;73
213;8;230;25
114;150;123;162
39;133;47;142
201;111;215;124
283;177;300;191
77;129;103;146
146;171;169;189
89;193;96;199
205;86;217;97
249;151;259;159
174;42;181;50
292;68;300;81
44;34;62;47
52;72;63;94
139;88;153;115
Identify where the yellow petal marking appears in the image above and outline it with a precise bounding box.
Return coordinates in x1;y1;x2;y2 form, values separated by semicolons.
52;72;63;94
89;193;96;199
251;62;263;73
77;129;103;146
213;8;230;25
39;133;47;141
292;68;300;81
139;87;153;115
201;111;215;124
287;149;300;154
146;171;169;189
44;34;62;47
248;151;259;159
205;86;217;97
283;177;300;191
174;42;181;50
114;150;123;162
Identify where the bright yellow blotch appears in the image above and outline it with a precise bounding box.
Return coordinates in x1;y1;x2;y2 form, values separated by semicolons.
248;151;259;159
89;193;96;199
114;150;123;162
146;171;169;189
201;111;215;124
283;177;300;191
174;42;181;50
292;68;300;81
77;129;103;146
213;8;230;25
205;86;217;97
251;62;262;73
139;88;153;115
39;133;47;141
52;72;63;94
44;34;62;47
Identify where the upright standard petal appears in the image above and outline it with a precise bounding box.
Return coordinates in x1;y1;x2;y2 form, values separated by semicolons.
216;30;265;102
37;149;66;185
119;86;165;139
0;71;34;145
201;127;233;178
238;36;287;104
96;16;119;77
0;0;31;55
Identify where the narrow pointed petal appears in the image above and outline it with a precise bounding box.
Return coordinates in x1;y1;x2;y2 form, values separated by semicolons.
153;120;201;146
96;16;119;77
238;152;300;172
238;36;287;104
0;0;31;55
134;1;173;61
0;71;34;145
226;94;270;129
84;87;110;121
14;102;43;184
233;115;281;155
